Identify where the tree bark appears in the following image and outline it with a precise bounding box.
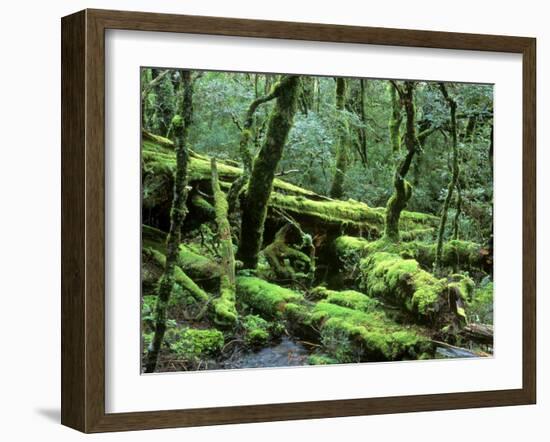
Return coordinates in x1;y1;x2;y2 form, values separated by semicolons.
227;85;280;211
388;82;403;152
237;75;301;269
384;81;417;241
435;83;459;272
211;158;238;326
329;78;349;199
144;70;194;373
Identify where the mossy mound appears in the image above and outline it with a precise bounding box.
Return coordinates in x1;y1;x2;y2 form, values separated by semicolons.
309;301;432;362
241;314;284;346
165;327;224;361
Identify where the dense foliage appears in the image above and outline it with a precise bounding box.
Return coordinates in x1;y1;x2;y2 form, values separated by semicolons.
141;68;494;373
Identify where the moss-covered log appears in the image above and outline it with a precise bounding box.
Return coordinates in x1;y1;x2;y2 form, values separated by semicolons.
238;75;301;269
211;158;238;326
236;276;304;319
142;134;438;238
142;247;209;303
143;224;221;282
329;78;349;199
384;81;418;241
262;223;314;283
308;300;433;362
236;278;433;362
358;252;468;327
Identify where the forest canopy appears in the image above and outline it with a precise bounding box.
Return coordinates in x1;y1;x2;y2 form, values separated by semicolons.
140;68;494;373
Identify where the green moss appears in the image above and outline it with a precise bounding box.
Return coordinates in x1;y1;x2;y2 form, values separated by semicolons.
270;193;383;233
359;252;445;319
142;224;168;250
213;283;238;326
236;276;303;319
308;354;339;365
178;244;221;280
310;301;431;362
242;315;271;346
309;287;379;313
143;246;209;302
335;236;487;275
190;194;216;220
142;137;438;237
165;327;224;360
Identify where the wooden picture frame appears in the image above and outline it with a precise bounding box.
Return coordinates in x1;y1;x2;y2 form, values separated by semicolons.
61;8;536;433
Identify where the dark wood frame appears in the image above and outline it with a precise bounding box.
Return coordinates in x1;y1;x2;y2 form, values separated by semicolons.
61;8;536;433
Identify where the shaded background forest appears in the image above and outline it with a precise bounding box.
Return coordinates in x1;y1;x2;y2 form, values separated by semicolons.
140;68;494;373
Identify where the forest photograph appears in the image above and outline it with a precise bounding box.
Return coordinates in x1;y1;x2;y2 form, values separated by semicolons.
140;68;494;374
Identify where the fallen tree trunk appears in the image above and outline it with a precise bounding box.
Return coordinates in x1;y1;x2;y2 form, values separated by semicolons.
142;132;438;239
460;323;493;346
143;224;221;283
358;252;469;328
142;247;209;303
235;277;435;362
334;235;491;274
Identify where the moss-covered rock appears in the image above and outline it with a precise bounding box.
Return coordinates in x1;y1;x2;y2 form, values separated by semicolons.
165;327;224;360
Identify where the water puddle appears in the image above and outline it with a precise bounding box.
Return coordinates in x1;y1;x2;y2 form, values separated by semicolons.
221;337;310;369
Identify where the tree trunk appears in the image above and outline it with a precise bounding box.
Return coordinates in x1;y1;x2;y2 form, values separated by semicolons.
388;82;403;152
227;84;280;211
435;83;459;272
329;78;349;199
144;70;194;373
211;158;238;326
384;81;417;241
237;75;301;269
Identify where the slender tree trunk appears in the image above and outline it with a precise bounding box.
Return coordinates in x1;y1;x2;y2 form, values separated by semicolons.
452;180;462;240
144;71;194;373
453;118;475;240
237;75;301;269
329;78;349;199
434;83;459;271
227;85;280;211
384;81;417;241
389;82;403;152
359;78;368;166
211;158;238;326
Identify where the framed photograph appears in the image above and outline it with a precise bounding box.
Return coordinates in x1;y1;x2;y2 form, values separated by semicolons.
61;9;536;433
